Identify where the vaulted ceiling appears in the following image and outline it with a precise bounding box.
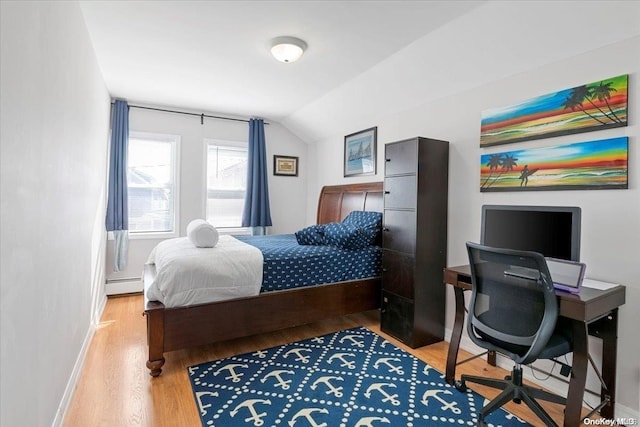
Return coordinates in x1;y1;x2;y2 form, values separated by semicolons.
80;1;640;143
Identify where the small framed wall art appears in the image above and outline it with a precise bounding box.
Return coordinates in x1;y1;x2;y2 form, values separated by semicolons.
344;126;377;177
273;155;299;176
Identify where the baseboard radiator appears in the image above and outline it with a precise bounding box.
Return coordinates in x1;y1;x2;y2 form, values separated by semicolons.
105;277;142;295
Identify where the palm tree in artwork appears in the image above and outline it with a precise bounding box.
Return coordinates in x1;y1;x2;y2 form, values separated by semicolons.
500;154;518;174
481;153;503;188
484;154;518;189
563;85;610;125
592;81;623;123
581;84;620;123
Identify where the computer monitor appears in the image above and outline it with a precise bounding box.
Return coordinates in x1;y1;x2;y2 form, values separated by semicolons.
480;205;581;261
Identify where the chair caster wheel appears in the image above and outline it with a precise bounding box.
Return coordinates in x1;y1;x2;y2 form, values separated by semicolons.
513;398;522;404
505;375;511;380
454;380;467;392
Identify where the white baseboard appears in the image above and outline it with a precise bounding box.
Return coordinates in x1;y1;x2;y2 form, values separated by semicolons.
445;327;639;421
51;295;107;427
105;278;143;295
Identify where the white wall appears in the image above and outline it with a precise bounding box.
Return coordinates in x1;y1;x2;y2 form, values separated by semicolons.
0;2;111;426
310;36;640;415
105;107;308;282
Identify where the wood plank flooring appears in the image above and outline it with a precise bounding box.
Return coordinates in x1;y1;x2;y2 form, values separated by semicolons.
64;294;592;426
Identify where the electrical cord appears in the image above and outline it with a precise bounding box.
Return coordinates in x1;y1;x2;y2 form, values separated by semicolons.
529;360;556;381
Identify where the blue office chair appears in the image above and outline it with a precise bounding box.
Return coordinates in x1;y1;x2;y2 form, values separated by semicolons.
456;242;573;427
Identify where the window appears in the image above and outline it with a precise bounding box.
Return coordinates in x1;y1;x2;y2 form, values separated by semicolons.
205;140;247;228
127;132;179;236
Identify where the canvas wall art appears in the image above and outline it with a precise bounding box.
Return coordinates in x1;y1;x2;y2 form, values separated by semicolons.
480;74;628;147
480;137;628;192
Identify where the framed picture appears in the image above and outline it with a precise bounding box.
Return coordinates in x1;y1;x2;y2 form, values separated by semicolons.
273;155;299;176
344;126;377;177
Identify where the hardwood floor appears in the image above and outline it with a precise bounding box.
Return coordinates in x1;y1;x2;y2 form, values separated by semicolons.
64;294;589;426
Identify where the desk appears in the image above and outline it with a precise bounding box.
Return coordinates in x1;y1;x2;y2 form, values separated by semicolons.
444;265;626;427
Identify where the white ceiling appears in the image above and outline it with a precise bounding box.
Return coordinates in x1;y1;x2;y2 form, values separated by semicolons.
80;1;640;143
79;1;483;124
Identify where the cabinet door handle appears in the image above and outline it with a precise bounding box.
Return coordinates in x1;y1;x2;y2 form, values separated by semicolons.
382;268;387;272
383;227;390;232
384;191;390;194
385;158;391;162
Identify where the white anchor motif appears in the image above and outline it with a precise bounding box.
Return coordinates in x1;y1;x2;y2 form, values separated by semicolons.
339;334;364;347
423;365;432;375
195;391;218;416
311;337;324;344
373;357;404;375
421;389;461;414
213;363;249;383
283;348;312;363
188;366;199;376
355;416;391;426
327;352;356;369
364;383;401;406
288;408;329;427
253;350;268;358
310;375;344;397
261;369;295;390
230;398;271;426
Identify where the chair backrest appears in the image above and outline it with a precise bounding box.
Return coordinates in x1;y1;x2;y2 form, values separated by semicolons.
465;242;559;365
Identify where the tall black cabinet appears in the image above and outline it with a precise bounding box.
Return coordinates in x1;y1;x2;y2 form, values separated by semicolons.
380;137;449;348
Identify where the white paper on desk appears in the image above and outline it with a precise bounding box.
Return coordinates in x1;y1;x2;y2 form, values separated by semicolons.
582;278;619;290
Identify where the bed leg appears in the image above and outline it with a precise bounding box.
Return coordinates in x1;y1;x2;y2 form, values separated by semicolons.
146;358;165;377
144;306;165;377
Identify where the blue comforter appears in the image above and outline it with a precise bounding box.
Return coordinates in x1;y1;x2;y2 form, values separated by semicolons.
236;234;381;292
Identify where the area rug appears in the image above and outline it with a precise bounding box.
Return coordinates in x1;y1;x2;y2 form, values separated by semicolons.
188;327;530;426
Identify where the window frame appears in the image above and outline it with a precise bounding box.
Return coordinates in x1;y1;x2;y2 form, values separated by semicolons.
126;131;180;240
203;138;250;234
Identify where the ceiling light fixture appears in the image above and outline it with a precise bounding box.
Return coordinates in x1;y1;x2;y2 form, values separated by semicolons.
270;36;307;63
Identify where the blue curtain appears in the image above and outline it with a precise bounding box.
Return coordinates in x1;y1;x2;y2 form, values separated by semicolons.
105;99;129;272
242;118;272;234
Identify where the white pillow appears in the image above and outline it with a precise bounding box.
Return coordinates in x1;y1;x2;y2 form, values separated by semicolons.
186;219;219;248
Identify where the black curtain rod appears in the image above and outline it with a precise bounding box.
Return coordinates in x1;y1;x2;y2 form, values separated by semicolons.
111;102;269;125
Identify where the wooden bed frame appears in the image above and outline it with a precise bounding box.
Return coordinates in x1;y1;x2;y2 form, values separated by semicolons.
144;182;383;376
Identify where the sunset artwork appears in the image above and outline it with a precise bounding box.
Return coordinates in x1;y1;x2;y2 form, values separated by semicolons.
480;75;628;147
480;137;628;192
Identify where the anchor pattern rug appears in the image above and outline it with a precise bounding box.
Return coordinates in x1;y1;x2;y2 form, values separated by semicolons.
188;327;530;427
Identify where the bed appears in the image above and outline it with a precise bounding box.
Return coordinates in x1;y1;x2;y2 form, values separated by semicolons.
143;182;383;376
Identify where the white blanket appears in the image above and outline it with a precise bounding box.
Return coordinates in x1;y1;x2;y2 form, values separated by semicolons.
145;235;263;308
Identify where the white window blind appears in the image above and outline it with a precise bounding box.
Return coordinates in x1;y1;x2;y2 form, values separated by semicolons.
206;140;247;228
127;132;179;235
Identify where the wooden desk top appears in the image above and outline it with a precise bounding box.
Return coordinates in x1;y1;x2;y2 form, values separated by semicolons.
444;265;626;322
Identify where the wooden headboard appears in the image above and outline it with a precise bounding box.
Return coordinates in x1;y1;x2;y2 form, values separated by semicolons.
316;182;383;224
